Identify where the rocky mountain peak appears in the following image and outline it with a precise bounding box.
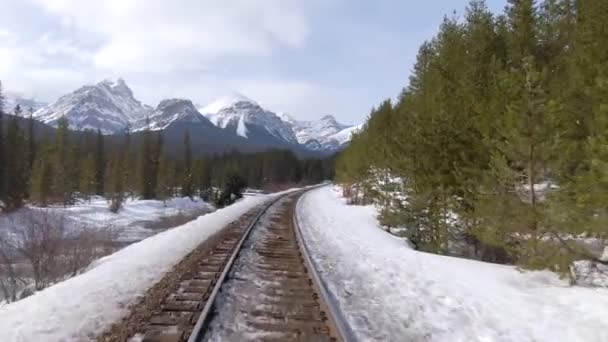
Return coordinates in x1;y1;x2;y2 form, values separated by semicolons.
133;98;210;132
321;114;337;123
283;114;356;153
157;98;196;112
203;94;297;144
33;78;149;134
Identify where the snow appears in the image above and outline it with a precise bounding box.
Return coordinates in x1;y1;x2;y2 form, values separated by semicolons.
282;114;361;151
573;260;608;288
0;196;213;242
203;96;297;143
33;79;150;134
132;98;210;132
0;193;276;342
205;196;288;341
297;186;608;342
236;113;249;138
330;123;362;145
198;93;257;116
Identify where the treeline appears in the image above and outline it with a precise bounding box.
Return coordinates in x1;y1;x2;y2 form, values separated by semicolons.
0;90;332;212
336;0;607;273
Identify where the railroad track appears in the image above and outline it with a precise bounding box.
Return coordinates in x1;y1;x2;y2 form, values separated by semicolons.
118;189;352;342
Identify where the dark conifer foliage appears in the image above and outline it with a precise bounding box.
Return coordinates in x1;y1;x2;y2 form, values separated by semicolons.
3;105;28;210
181;130;193;198
0;81;5;205
0;85;331;213
336;0;608;273
94;129;105;196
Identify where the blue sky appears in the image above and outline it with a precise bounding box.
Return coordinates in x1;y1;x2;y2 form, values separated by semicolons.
0;0;506;123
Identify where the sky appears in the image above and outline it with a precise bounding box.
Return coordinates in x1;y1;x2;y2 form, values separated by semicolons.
0;0;506;124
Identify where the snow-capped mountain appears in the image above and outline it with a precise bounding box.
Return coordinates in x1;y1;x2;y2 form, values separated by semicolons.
26;79;359;155
4;92;48;114
33;79;150;134
201;94;298;145
133;99;213;131
280;113;361;152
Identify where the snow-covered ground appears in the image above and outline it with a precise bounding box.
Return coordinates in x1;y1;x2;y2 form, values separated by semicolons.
0;194;276;342
0;196;213;242
297;186;608;342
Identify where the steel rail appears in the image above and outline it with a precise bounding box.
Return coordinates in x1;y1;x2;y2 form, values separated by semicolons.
186;191;293;342
293;188;357;342
187;185;353;342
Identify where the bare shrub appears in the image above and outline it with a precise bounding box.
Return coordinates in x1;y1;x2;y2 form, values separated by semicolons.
0;209;118;301
61;225;118;277
0;236;27;303
8;210;67;290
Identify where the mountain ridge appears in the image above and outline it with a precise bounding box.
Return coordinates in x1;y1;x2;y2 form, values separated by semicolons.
24;79;360;154
33;79;150;134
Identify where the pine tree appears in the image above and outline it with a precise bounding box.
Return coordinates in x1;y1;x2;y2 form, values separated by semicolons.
29;148;53;206
106;154;125;213
156;151;172;204
94;129;105;195
3;105;28;210
80;155;96;202
53;117;77;205
181;130;193;198
541;0;608;268
0;81;5;206
506;0;539;65
27;109;36;173
139;117;156;199
122;124;137;198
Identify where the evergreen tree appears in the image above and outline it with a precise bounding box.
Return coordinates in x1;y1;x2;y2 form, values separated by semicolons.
106;154;125;213
29;147;53;206
506;0;539;65
94;129;105;195
3;105;28;210
123;124;136;198
334;0;607;272
156;151;172;204
215;173;246;207
53;117;77;205
80;155;96;202
27;109;36;172
0;81;5;205
181;130;193;198
139;117;155;199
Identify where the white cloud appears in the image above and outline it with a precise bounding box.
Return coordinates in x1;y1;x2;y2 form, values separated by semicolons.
28;0;310;71
226;78;355;121
0;27;90;97
230;79;324;113
0;0;365;122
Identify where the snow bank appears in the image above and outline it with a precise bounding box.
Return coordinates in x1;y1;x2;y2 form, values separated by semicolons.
297;186;608;342
39;196;211;228
0;194;273;342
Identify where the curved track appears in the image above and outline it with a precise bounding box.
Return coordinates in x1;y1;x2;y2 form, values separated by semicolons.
121;189;351;342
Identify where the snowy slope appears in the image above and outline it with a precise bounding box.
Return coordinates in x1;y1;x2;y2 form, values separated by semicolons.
297;186;608;342
281;113;361;152
201;94;298;144
132;98;214;131
0;193;277;341
33;79;150;134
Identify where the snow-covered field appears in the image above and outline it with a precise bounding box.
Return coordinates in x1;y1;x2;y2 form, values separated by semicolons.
0;194;275;342
0;196;213;242
297;186;608;342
